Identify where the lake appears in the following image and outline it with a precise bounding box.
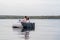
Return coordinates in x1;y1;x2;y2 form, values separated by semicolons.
0;19;60;40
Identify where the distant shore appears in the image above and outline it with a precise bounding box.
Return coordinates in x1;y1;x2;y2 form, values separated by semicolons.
0;15;60;19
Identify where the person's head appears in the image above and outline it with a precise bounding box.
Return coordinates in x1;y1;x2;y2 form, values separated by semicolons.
24;16;29;20
24;16;27;18
26;17;29;20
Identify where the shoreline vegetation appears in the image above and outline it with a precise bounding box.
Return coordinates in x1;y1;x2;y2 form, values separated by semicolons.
0;15;60;19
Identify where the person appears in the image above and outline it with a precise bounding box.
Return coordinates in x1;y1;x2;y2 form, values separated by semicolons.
20;16;30;32
20;16;30;23
25;16;30;23
20;16;30;39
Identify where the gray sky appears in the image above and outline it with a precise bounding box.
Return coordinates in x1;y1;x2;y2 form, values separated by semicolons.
0;0;59;16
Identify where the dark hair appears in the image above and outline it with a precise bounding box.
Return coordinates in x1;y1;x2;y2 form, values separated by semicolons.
24;16;27;18
24;16;29;20
26;17;29;20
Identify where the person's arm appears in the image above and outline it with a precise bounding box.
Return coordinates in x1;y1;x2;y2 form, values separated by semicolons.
20;19;27;22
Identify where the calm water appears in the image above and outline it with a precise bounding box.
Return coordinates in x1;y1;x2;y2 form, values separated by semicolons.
0;19;60;40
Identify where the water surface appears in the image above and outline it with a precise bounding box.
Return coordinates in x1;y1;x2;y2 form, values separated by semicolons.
0;19;60;40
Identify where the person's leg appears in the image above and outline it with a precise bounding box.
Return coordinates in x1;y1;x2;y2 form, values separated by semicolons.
25;31;29;39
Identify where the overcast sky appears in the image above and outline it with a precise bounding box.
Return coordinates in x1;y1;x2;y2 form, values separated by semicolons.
0;0;59;16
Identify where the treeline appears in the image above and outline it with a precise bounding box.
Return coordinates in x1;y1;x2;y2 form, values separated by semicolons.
0;15;60;19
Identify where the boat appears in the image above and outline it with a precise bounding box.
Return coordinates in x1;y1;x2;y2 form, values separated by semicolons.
21;22;35;32
12;20;35;31
12;22;23;28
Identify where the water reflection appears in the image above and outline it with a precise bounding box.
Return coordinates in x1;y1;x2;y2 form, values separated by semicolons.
12;28;30;40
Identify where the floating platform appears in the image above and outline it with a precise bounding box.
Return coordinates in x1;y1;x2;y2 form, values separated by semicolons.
21;22;35;32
